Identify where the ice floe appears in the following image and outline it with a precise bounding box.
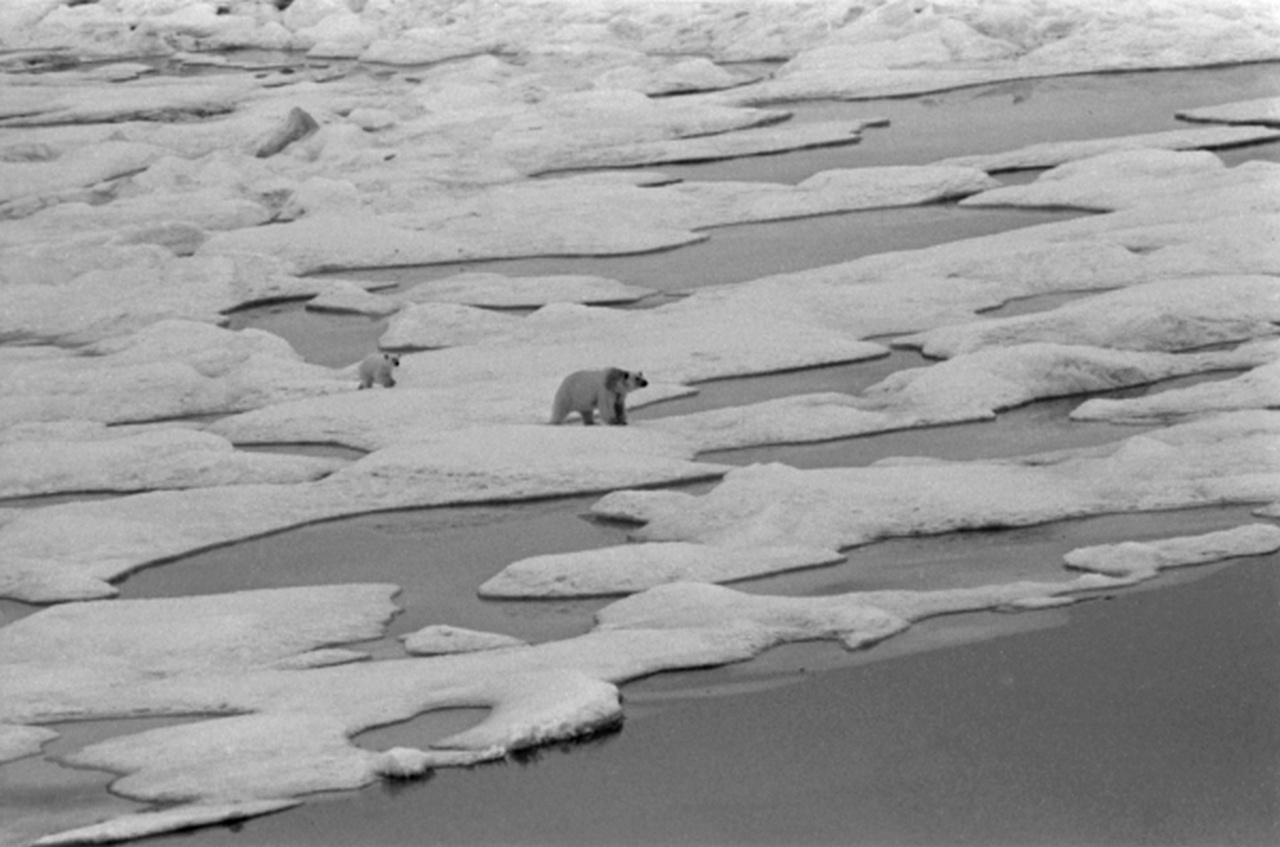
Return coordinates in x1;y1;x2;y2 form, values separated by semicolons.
395;272;655;309
484;411;1280;597
401;625;529;656
726;0;1280;102
1178;94;1280;127
198;165;996;274
32;802;304;847
1;320;347;426
0;424;728;602
7;518;1279;844
4;3;1280;843
0;722;57;765
0;424;343;499
897;276;1280;357
933;125;1280;173
960;149;1280;213
1071;356;1280;424
561;412;1280;588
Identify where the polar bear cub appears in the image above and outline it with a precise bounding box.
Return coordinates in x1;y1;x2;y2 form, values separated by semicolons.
550;367;648;425
357;352;400;389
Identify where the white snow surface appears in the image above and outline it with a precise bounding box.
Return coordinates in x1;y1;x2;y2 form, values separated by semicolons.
1071;356;1280;424
6;522;1278;843
4;3;1280;843
592;411;1280;560
0;424;343;498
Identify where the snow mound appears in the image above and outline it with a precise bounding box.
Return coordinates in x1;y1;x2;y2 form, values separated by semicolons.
0;425;343;499
1072;355;1280;424
960;149;1280;213
399;273;655;309
9;515;1279;844
401;625;528;656
933;125;1280;173
897;276;1280;357
594;412;1280;556
0;320;348;427
1179;95;1280;127
479;543;844;598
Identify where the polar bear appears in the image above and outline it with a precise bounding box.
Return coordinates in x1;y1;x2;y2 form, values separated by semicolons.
357;353;400;389
550;368;648;425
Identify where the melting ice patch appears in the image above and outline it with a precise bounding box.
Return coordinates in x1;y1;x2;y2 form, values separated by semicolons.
7;522;1280;845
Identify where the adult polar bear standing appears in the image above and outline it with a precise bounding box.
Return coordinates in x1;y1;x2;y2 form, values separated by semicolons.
550;368;648;425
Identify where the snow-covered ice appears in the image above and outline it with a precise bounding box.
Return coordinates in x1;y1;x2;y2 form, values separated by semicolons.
897;276;1280;357
588;411;1280;569
6;521;1278;843
0;424;343;499
1071;355;1280;424
401;625;529;656
933;125;1280;173
4;0;1280;843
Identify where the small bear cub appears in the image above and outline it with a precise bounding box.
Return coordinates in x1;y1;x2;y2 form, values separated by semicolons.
357;352;400;389
550;368;648;425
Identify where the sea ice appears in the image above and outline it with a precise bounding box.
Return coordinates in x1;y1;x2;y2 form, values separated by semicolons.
9;517;1277;844
0;320;348;426
1178;95;1280;127
960;149;1280;213
31;802;304;847
0;424;344;499
397;272;655;309
0;425;729;602
198;166;996;273
486;409;1280;597
897;276;1280;357
1071;356;1280;424
592;411;1280;558
933;125;1280;173
1063;523;1280;580
401;625;529;656
0;723;57;765
380;302;523;350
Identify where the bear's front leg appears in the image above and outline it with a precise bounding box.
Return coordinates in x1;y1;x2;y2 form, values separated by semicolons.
581;409;596;425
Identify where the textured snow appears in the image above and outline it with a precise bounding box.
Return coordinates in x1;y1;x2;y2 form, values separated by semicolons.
1179;95;1280;127
401;625;529;656
0;320;348;427
398;272;655;309
31;802;303;847
0;425;728;602
933;125;1280;173
4;2;1280;843
0;722;57;765
897;276;1280;357
591;411;1280;562
488;411;1280;596
7;520;1277;843
1072;356;1280;424
480;542;846;598
198;166;996;274
0;424;343;498
1062;523;1280;580
960;149;1280;213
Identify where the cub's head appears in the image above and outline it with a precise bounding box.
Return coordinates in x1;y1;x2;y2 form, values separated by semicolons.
606;368;648;393
384;353;400;367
